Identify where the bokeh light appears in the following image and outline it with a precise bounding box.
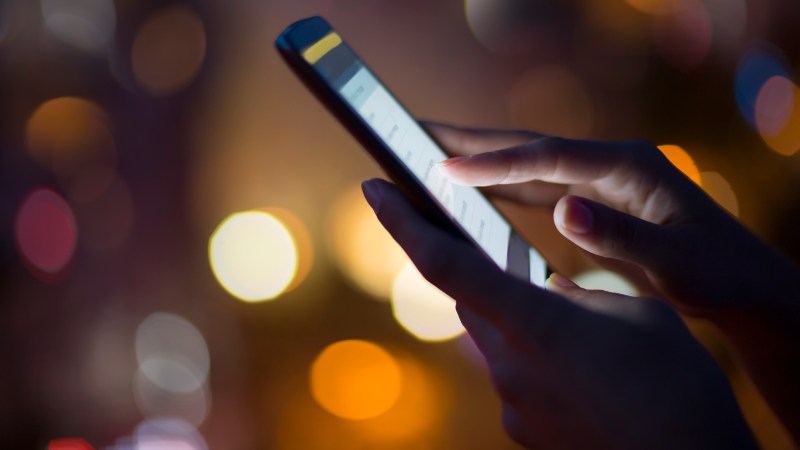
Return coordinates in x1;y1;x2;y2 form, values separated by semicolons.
15;188;78;280
260;207;313;294
327;185;408;300
135;312;210;394
464;0;573;56
310;340;402;420
735;47;789;128
131;6;206;96
134;418;208;450
134;369;211;426
40;0;116;52
699;171;739;217
349;355;441;442
573;270;638;296
658;144;702;185
26;97;117;202
755;76;800;156
391;263;466;342
209;210;299;302
48;438;94;450
507;65;594;138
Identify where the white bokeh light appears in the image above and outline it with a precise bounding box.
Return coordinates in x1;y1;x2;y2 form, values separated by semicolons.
40;0;116;52
391;263;466;342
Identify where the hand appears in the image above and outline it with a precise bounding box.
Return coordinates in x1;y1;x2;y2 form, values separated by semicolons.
423;123;800;442
362;179;756;450
427;122;800;320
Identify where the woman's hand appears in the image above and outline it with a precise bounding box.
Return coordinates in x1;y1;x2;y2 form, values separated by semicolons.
362;178;756;449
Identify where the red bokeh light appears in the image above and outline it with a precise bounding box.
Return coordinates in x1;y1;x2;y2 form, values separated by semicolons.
14;187;78;281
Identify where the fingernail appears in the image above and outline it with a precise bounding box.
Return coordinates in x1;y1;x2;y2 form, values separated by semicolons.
437;156;468;167
564;197;593;234
361;180;381;209
546;273;579;289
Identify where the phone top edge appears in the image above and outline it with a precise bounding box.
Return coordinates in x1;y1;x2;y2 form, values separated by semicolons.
274;16;331;53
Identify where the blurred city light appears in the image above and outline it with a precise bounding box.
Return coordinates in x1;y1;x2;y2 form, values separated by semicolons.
135;312;210;393
735;47;789;128
507;65;594;138
131;6;206;96
26;97;117;202
209;210;299;302
699;171;739;217
133;418;208;450
658;144;702;185
464;0;571;56
327;185;408;300
133;369;211;426
350;355;441;442
755;76;800;156
260;207;313;294
48;438;95;450
40;0;116;52
573;270;638;296
310;340;402;420
391;263;465;342
15;187;78;281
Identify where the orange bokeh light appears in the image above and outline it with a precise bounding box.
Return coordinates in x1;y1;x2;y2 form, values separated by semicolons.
658;144;702;185
310;340;402;420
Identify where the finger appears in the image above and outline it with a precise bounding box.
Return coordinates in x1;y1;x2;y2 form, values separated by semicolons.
422;121;541;156
553;196;677;276
456;304;503;360
438;137;650;187
481;181;568;207
362;178;574;335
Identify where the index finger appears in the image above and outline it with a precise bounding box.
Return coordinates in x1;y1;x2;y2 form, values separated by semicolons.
423;121;542;156
438;137;656;186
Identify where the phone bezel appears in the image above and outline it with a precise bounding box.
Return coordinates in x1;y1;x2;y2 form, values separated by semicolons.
275;16;551;282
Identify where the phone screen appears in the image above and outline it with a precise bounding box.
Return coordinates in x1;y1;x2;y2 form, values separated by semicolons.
292;27;547;286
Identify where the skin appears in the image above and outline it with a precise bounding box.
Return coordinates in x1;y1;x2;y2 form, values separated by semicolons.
361;123;800;448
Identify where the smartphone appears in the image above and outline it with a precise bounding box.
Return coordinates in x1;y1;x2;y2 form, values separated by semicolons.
276;16;550;287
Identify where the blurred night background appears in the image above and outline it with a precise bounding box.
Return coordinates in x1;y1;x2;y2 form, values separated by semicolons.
1;0;800;449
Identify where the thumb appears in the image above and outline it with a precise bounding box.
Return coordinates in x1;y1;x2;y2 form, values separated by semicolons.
554;195;677;270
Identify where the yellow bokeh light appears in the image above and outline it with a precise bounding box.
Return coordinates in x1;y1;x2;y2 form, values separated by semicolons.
391;263;466;342
658;144;702;185
310;340;402;421
699;171;739;217
260;207;313;294
755;76;800;156
131;6;206;96
209;211;298;302
573;270;638;296
327;185;408;300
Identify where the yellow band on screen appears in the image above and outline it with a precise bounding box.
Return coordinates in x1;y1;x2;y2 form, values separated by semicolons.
302;32;343;64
